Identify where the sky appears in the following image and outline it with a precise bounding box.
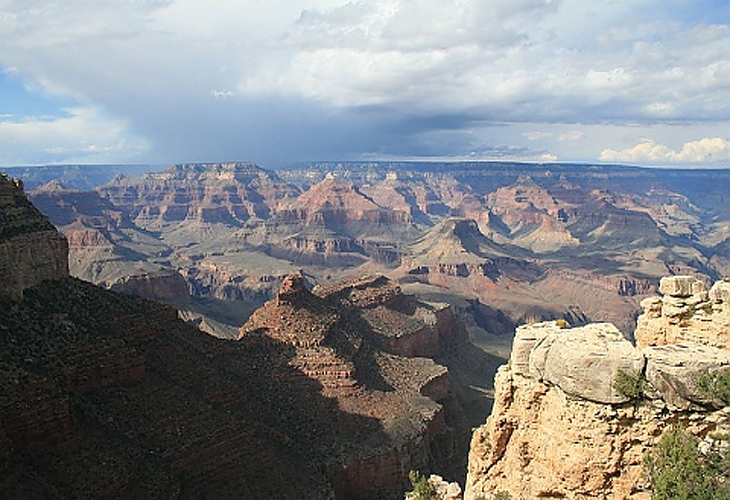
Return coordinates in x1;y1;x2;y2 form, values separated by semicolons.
1;0;730;168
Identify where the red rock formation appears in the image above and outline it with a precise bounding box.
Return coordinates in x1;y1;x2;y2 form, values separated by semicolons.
285;175;411;226
97;162;300;226
240;273;470;495
485;176;579;252
2;184;473;499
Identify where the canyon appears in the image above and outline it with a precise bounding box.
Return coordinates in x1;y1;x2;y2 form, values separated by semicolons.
4;161;730;498
10;161;730;340
0;172;485;499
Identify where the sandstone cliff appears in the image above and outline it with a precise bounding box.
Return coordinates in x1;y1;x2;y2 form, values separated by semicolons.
0;174;68;299
97;162;299;227
465;275;730;500
635;275;730;349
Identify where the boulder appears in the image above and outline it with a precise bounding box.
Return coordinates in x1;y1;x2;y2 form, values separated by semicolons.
527;323;645;404
710;281;730;306
644;342;730;410
640;296;663;319
659;275;700;297
510;321;565;377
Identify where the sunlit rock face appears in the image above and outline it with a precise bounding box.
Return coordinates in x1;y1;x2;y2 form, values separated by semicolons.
97;162;300;227
465;278;730;500
635;275;730;350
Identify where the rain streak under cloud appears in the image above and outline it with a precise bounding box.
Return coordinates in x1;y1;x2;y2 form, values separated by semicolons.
1;0;730;167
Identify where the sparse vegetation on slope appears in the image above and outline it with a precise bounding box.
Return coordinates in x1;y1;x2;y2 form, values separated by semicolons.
644;426;730;500
406;470;437;500
696;369;730;406
612;369;647;401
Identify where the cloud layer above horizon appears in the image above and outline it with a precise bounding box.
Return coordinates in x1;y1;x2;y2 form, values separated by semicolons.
1;0;730;167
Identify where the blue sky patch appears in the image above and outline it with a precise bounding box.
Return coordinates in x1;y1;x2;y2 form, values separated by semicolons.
0;69;77;122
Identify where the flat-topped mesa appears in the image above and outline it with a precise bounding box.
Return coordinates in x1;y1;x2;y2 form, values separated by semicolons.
0;174;68;299
635;275;730;349
313;273;401;308
109;270;191;308
97;162;299;225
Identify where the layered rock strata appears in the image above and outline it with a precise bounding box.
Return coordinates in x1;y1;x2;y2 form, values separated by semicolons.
28;182;172;286
0;174;68;299
465;277;730;499
1;176;469;499
97;162;299;226
240;272;471;497
636;275;730;349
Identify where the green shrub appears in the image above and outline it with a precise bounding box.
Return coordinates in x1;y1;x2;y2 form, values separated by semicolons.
695;370;730;405
407;470;436;500
555;318;569;329
613;369;647;400
494;491;513;500
644;425;730;500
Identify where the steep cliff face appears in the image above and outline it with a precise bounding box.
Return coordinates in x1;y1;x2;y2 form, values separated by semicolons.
635;275;730;349
240;273;471;497
0;174;68;299
465;276;730;500
97;162;299;227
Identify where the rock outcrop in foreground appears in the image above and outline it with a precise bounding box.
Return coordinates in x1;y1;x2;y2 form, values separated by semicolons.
0;174;68;299
465;275;730;500
636;275;730;349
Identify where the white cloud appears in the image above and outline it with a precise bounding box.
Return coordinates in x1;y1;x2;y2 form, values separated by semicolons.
559;130;585;142
524;131;554;141
1;0;730;165
233;0;730;125
600;138;730;165
0;106;150;165
238;0;566;112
